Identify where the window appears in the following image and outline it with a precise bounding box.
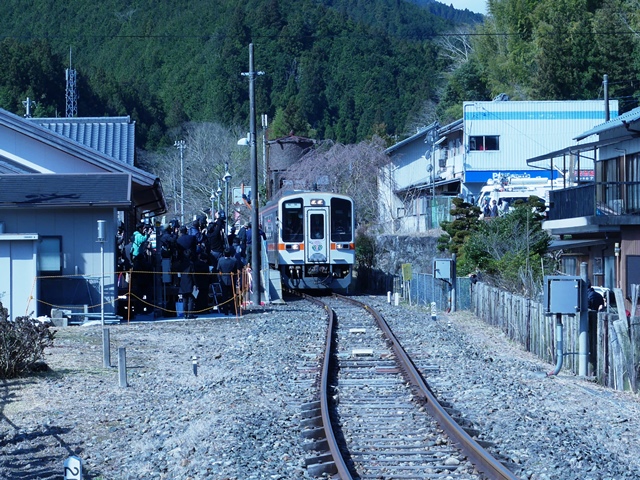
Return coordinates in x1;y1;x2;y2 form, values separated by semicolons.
407;198;417;216
561;256;577;276
330;198;353;242
310;213;324;239
469;135;499;151
419;196;428;215
39;236;62;275
438;148;448;168
282;198;304;242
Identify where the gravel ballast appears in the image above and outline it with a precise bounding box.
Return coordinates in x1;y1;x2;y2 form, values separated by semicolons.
2;296;640;479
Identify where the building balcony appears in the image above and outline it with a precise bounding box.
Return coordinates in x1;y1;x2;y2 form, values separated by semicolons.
545;182;640;234
548;184;596;220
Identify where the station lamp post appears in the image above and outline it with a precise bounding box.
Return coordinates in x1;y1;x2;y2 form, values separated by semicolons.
223;162;232;216
174;139;186;225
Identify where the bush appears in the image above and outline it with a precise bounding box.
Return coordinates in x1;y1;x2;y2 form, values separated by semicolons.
355;228;376;269
0;301;56;379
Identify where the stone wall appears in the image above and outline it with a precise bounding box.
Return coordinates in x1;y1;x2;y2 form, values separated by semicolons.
373;233;447;276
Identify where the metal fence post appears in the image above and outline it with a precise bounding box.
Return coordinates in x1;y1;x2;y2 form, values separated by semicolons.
118;347;128;387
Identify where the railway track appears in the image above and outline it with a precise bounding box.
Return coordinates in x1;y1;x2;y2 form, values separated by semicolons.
300;293;519;479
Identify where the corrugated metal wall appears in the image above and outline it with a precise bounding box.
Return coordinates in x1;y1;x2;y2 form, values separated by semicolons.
463;100;618;174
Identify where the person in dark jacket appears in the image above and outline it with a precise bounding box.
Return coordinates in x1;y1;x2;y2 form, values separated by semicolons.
245;222;266;264
227;225;237;248
176;225;197;261
587;281;605;311
489;199;499;217
193;251;212;314
236;222;248;261
207;210;226;264
176;249;197;319
216;247;241;315
158;224;177;260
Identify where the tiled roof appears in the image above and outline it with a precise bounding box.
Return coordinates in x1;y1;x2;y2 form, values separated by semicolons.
27;116;135;165
0;173;131;207
0;108;165;214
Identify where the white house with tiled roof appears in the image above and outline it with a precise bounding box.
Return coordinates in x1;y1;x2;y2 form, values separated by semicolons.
0;109;165;321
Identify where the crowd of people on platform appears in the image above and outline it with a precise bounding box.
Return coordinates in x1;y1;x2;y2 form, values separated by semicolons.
116;210;265;319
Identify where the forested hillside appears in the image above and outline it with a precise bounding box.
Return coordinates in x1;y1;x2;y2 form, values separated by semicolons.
0;0;636;153
0;0;466;149
437;0;640;121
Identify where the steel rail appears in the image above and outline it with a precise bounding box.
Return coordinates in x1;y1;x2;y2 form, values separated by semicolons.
296;291;354;479
335;294;519;480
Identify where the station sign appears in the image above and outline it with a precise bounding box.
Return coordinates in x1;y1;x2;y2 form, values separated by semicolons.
232;186;252;205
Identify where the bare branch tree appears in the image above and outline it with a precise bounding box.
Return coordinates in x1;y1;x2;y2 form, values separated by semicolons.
436;26;473;71
280;137;389;225
140;121;250;224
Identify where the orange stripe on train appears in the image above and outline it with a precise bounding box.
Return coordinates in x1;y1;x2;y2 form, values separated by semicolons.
278;243;304;250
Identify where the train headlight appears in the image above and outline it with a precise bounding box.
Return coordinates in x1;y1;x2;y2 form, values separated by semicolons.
286;244;300;250
335;243;352;250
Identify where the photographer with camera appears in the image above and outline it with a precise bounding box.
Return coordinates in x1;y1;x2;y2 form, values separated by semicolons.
207;210;227;265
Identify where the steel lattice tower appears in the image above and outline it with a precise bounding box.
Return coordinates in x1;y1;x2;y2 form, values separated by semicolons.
65;48;78;118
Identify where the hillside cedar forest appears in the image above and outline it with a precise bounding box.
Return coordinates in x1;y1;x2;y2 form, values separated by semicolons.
0;0;638;226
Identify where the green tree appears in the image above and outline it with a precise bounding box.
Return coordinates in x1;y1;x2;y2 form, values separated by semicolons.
529;0;596;99
0;39;66;117
475;0;640;105
462;197;550;296
0;0;465;148
436;60;491;123
437;197;482;264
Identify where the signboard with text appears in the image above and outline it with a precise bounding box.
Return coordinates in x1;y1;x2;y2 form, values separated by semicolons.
232;186;252;205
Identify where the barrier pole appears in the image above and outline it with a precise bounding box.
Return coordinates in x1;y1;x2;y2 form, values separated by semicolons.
127;269;132;323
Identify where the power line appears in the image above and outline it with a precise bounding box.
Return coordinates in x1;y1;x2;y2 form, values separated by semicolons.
0;29;637;42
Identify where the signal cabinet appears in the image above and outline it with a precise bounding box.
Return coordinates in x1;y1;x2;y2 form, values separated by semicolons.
543;276;583;315
434;259;454;281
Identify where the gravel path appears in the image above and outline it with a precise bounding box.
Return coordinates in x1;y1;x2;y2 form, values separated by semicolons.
1;299;326;480
2;296;640;479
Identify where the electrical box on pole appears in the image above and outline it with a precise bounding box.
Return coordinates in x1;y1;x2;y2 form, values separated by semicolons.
543;276;584;316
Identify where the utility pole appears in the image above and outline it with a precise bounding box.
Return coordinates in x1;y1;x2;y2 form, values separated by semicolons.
174;140;186;225
22;98;37;118
262;114;269;198
242;43;264;306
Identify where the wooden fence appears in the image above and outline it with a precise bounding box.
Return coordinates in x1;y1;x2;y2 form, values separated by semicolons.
471;282;640;391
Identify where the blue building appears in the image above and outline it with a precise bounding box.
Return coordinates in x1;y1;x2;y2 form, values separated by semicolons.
380;99;617;234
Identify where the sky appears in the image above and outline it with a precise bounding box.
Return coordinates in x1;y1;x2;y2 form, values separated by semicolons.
445;1;487;15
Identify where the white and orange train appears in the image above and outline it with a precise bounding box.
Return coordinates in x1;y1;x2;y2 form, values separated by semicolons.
260;191;355;291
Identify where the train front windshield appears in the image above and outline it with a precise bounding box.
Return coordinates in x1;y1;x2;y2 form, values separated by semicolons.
331;198;353;242
282;198;304;242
